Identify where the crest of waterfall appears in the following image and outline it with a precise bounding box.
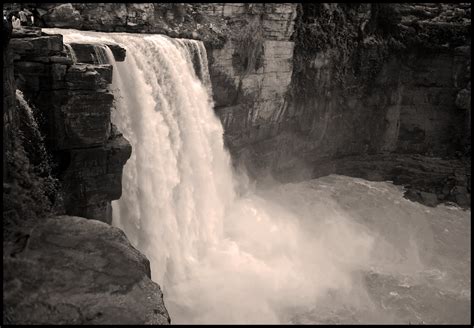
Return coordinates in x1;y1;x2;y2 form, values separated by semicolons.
47;29;470;325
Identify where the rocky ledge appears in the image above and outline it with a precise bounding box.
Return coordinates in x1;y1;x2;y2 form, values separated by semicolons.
3;215;170;324
9;27;131;223
311;154;471;209
6;3;230;48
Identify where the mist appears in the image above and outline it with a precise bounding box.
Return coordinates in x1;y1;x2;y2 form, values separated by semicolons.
50;28;470;324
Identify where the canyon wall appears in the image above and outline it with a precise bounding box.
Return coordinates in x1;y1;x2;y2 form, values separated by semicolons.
4;3;471;203
2;2;471;324
203;3;471;206
208;3;470;178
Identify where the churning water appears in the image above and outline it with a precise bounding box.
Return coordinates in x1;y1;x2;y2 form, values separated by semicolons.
46;29;470;324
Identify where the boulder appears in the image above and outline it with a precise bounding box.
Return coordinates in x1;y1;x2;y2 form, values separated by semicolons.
43;3;83;29
3;215;170;324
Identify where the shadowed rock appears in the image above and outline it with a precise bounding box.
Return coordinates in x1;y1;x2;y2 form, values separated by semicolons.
3;215;171;325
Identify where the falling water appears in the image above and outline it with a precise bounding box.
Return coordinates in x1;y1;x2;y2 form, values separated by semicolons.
16;90;51;179
93;45;109;64
64;43;77;63
46;29;470;324
16;89;58;204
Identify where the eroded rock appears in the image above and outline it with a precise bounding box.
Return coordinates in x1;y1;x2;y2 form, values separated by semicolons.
3;215;170;325
68;43;126;63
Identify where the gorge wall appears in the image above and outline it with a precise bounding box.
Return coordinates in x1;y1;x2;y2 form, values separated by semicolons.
2;2;471;325
206;3;470;207
14;3;470;207
8;28;131;222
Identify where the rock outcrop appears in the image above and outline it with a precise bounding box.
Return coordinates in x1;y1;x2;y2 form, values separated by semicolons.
223;3;470;174
14;3;229;47
312;154;471;208
203;4;298;157
3;215;170;325
9;28;131;223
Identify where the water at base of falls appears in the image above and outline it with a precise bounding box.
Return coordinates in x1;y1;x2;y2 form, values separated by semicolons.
45;29;471;324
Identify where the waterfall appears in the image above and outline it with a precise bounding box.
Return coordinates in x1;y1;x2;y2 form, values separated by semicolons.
15;89;59;209
64;43;77;63
16;90;54;186
47;29;470;324
105;35;237;287
93;44;108;64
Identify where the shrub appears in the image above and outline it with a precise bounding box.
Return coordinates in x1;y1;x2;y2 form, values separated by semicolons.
232;16;265;75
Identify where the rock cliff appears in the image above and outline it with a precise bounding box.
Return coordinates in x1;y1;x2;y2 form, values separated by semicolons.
3;24;169;325
9;28;131;223
3;216;170;325
204;3;471;207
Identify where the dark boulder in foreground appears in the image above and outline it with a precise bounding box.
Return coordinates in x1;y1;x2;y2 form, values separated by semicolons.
3;216;170;325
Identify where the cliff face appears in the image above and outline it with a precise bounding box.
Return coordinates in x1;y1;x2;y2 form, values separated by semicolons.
3;26;170;324
9;28;131;223
21;3;470;178
202;4;298;167
213;3;470;175
203;3;471;206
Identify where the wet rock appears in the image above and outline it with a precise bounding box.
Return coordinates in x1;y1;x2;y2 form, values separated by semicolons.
311;153;470;208
60;135;132;223
9;32;132;221
68;43;97;63
69;43;126;64
106;44;126;62
55;90;113;148
65;64;113;90
419;191;439;207
3;215;170;325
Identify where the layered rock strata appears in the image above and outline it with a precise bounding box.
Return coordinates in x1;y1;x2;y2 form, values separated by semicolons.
9;28;131;223
3;26;170;325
